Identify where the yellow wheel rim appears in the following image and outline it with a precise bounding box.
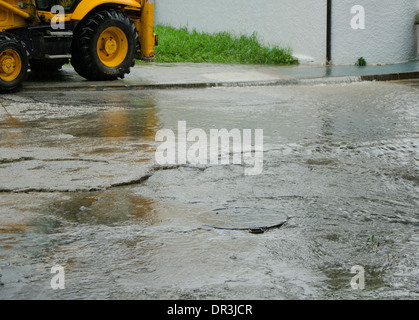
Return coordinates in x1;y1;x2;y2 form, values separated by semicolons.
0;49;22;82
97;27;128;68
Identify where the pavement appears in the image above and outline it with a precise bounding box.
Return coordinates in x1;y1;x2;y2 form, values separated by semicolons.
22;59;419;91
2;74;418;300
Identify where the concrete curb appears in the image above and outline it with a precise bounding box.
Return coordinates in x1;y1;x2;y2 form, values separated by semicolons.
360;71;419;81
21;71;419;92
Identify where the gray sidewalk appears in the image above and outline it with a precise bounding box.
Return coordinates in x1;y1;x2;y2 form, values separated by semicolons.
22;59;419;91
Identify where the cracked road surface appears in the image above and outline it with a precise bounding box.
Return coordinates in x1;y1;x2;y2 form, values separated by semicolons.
0;80;418;299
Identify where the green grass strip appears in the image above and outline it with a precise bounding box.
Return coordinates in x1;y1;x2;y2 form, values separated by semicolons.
144;25;298;65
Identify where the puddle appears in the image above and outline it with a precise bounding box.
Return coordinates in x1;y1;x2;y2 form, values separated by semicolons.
0;82;418;299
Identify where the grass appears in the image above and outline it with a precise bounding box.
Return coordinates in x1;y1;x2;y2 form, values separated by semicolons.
355;57;367;66
147;25;298;65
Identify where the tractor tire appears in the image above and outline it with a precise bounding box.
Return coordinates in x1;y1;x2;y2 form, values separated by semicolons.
0;34;29;93
71;8;138;81
30;58;68;73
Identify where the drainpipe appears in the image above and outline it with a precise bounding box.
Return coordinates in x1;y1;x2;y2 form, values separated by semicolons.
326;0;332;65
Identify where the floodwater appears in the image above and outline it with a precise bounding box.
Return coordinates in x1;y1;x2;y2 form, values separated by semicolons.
0;80;418;299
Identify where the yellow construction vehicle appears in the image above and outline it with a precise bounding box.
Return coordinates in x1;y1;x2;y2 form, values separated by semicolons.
0;0;157;92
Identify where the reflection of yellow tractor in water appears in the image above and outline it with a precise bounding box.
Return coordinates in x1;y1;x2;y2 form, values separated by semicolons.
0;0;157;92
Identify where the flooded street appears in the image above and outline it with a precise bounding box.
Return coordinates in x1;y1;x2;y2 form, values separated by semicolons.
0;80;418;299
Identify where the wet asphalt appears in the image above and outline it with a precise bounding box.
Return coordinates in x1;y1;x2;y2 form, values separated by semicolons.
0;73;418;299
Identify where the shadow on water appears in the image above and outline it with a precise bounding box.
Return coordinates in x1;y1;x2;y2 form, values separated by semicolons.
0;116;24;148
43;189;158;226
6;191;158;261
26;67;77;83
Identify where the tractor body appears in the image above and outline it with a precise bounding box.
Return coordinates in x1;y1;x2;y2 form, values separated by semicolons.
0;0;157;92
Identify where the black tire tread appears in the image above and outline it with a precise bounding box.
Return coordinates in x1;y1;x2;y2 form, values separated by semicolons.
0;33;29;94
71;8;138;81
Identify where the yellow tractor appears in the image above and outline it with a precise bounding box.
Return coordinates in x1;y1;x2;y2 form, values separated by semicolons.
0;0;157;92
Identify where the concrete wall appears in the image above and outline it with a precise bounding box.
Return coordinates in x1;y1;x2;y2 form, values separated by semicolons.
155;0;418;65
331;0;417;65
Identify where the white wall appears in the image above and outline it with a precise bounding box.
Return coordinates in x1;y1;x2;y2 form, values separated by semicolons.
331;0;417;65
155;0;418;65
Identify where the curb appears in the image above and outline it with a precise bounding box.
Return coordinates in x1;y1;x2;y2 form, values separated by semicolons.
360;71;419;81
20;71;419;92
